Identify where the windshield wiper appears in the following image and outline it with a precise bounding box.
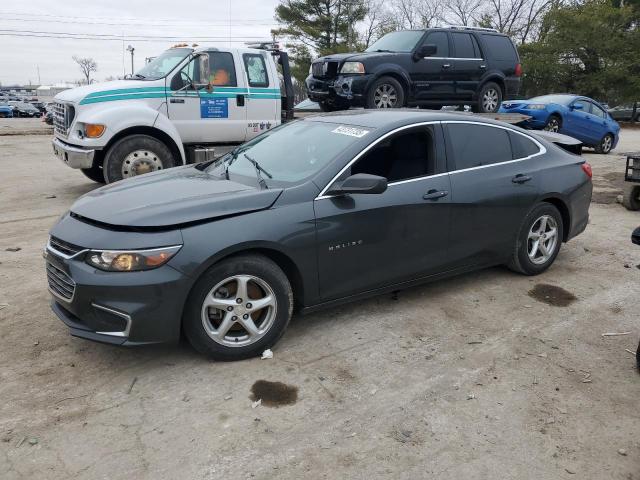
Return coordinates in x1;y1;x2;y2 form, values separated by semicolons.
132;73;146;79
373;49;394;53
243;153;272;189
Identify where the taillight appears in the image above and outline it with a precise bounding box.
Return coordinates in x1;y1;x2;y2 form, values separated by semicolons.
581;162;592;179
515;63;523;77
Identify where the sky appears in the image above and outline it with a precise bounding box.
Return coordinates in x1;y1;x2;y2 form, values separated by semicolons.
0;0;281;86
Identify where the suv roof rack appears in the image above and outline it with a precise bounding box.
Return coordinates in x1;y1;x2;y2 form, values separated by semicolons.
245;41;281;52
447;25;499;33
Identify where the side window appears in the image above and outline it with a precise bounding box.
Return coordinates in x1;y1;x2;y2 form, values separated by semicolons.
572;99;591;113
351;127;436;183
591;103;606;118
423;32;449;57
471;35;482;58
446;123;512;169
209;52;237;87
508;131;540;159
480;34;517;62
243;54;269;88
451;33;476;59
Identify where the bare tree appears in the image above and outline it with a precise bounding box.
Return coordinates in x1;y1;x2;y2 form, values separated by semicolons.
389;0;443;29
359;0;395;47
443;0;483;26
476;0;555;43
72;56;97;85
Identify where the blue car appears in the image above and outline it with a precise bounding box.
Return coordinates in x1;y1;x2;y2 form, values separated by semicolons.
499;94;620;154
0;103;13;118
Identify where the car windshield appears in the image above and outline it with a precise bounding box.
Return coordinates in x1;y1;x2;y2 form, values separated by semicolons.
206;121;373;186
133;48;192;80
365;30;424;53
528;95;576;105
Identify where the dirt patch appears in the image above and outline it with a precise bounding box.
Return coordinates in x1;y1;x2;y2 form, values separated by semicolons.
250;380;298;407
592;171;625;205
528;283;577;307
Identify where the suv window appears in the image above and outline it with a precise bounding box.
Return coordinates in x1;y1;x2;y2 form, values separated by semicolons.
480;34;517;61
351;127;436;183
452;33;478;59
423;32;449;58
446;123;512;169
590;103;606;118
508;131;540;159
243;53;269;88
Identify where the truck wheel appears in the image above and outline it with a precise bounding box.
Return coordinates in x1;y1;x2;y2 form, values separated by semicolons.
366;76;405;109
476;82;503;113
622;184;640;211
103;134;176;184
80;165;105;183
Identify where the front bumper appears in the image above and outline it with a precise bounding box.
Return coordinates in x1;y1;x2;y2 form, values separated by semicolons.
498;106;548;129
305;74;370;106
52;137;95;169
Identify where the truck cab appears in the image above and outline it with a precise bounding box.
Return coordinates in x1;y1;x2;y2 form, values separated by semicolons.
51;44;293;183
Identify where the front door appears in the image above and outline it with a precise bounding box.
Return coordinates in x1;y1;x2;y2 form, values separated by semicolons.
166;50;246;143
314;124;451;300
411;31;455;101
564;98;592;142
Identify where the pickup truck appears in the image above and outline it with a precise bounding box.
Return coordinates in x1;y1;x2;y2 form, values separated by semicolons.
51;43;294;183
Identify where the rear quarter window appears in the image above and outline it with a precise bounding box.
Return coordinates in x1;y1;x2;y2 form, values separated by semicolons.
480;34;518;62
446;123;512;170
508;131;540;159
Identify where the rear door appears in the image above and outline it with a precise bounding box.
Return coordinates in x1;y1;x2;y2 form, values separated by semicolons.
411;31;455;101
166;49;247;143
586;101;609;144
450;32;484;99
564;98;592;142
242;52;280;141
444;122;542;267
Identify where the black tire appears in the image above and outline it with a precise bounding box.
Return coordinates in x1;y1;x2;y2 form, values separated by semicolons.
507;203;564;275
366;76;405;109
544;114;562;133
183;254;293;361
80;165;106;183
475;82;503;113
622;184;640;211
103;134;176;184
595;133;614;154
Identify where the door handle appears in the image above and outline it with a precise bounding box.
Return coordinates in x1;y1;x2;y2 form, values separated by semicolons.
423;189;449;200
169;98;185;104
442;63;451;69
512;174;532;184
236;94;245;107
479;64;487;69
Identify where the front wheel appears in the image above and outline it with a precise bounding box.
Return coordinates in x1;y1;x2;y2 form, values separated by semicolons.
183;254;293;361
595;133;614;154
103;134;176;183
476;82;503;113
508;203;564;275
80;164;106;183
366;76;405;109
544;115;562;133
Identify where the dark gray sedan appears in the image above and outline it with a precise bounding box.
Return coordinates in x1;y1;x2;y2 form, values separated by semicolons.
45;110;593;360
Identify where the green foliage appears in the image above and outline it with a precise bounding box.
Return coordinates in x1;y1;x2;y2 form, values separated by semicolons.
521;0;640;104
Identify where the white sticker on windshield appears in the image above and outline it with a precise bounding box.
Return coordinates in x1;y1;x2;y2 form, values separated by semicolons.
332;125;370;138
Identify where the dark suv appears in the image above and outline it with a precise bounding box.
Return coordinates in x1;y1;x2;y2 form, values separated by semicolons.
306;27;521;113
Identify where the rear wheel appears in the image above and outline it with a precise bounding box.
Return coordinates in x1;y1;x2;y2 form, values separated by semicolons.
544;115;562;133
595;133;614;154
103;134;176;183
622;184;640;211
80;164;105;183
508;203;564;275
476;82;503;113
366;76;405;109
183;254;293;361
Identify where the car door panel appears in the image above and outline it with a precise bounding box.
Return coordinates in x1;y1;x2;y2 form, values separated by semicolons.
411;31;455;100
564;99;591;143
450;32;484;99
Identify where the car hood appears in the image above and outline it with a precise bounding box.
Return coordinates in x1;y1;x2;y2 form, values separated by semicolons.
70;166;283;229
314;51;401;64
54;79;163;104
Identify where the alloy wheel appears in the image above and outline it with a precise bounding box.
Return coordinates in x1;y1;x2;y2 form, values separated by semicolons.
201;275;277;347
601;135;613;153
374;84;398;108
482;88;499;112
544;117;560;133
527;215;559;265
121;149;163;178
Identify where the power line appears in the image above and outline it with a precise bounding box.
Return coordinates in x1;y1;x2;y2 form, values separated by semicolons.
1;16;279;28
0;33;269;43
0;29;270;41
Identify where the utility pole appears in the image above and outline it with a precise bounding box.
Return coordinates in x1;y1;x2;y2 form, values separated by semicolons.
37;65;41;85
126;45;135;76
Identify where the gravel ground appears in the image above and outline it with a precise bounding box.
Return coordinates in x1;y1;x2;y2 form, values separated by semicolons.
0;119;639;479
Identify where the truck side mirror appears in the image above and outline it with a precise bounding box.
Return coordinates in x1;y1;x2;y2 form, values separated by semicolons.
414;44;437;61
194;53;211;89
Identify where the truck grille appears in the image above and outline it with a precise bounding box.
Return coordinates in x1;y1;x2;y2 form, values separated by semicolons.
46;262;76;301
312;61;339;79
52;102;75;136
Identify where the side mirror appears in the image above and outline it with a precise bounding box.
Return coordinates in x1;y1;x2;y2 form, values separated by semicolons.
327;173;387;196
193;52;211;89
414;44;437;60
571;103;583;110
632;226;640;246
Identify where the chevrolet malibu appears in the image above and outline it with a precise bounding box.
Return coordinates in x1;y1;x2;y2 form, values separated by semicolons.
45;110;592;360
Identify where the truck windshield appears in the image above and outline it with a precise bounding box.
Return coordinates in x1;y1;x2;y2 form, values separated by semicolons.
207;121;374;186
134;48;192;80
365;30;425;53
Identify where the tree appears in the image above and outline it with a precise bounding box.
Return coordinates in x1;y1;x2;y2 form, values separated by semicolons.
72;56;97;85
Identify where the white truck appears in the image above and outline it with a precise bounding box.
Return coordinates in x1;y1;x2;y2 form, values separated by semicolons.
51;43;294;183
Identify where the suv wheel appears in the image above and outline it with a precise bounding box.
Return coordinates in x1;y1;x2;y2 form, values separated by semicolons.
595;133;614;154
103;134;176;183
477;82;503;113
183;254;293;360
508;203;564;275
367;76;405;109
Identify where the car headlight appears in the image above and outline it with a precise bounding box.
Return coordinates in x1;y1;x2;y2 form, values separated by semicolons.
340;62;365;74
526;104;546;110
86;245;182;272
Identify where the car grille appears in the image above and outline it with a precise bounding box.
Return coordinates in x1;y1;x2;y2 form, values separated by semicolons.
52;102;75;136
49;236;84;257
46;262;76;301
312;61;339;79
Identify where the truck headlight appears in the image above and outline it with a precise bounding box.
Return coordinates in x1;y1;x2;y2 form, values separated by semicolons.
84;123;106;138
526;104;546;110
86;245;182;272
340;62;365;74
